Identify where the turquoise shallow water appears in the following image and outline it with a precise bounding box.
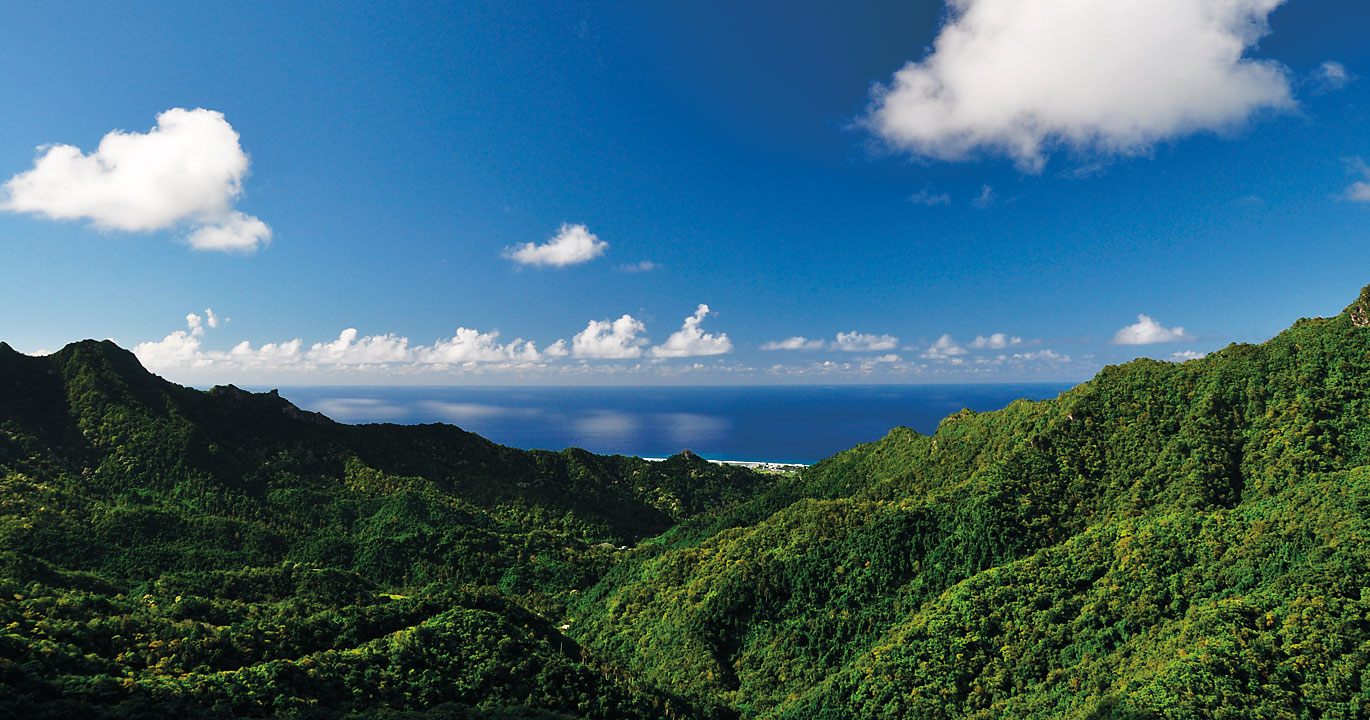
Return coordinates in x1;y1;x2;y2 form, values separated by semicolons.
268;384;1074;465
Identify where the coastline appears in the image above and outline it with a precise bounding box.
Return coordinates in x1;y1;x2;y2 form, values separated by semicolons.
641;457;808;472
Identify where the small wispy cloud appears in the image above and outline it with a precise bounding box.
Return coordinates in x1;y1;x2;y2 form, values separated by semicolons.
1170;349;1207;362
615;260;660;273
1344;158;1370;204
968;332;1022;349
908;187;952;206
857;354;904;372
971;185;997;209
833;331;899;352
1311;60;1353;93
1011;349;1069;362
760;336;827;351
921;334;967;359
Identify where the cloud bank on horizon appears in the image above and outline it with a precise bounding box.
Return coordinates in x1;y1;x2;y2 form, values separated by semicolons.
133;303;740;376
1;108;271;252
125;304;1101;383
865;0;1295;170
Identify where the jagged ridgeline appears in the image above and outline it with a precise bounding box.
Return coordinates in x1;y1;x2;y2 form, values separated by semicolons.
1;286;1370;719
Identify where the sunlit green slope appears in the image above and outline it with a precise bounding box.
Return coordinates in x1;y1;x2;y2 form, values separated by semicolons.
571;286;1370;719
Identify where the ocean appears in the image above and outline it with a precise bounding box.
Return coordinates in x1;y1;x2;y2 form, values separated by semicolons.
270;384;1075;465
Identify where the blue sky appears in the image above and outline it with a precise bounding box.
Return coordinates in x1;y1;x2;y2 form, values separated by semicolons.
1;0;1368;385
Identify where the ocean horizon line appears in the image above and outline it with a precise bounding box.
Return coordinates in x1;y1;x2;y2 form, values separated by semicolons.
255;383;1074;465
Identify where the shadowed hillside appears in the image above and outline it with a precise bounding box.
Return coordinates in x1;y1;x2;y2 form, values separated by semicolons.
0;341;770;719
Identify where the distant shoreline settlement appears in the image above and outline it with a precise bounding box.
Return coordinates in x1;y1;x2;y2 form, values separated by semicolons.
641;457;807;473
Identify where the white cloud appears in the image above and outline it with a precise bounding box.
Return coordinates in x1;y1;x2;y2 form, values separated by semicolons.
865;0;1294;170
2;108;271;252
504;223;607;267
1171;349;1207;362
833;331;899;352
858;354;904;372
761;336;827;351
908;187;951;206
1312;61;1352;93
921;334;968;359
1012;349;1069;362
184;211;273;252
971;185;996;209
616;260;659;273
185;307;221;338
306;329;414;364
134;305;747;376
969;332;1022;349
134;320;305;373
134;330;211;369
766;354;922;378
142;308;1087;382
227;339;303;368
1346;182;1370;204
416;328;550;365
134;311;568;374
572;314;647;359
1111;314;1189;344
1345;158;1370;203
651;304;733;358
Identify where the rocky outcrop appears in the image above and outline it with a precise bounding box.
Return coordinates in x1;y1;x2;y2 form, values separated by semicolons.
1347;284;1370;328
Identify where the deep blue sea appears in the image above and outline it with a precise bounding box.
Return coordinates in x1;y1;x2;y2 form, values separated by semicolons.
270;384;1074;465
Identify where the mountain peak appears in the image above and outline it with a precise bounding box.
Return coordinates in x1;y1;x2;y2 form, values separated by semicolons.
52;338;145;367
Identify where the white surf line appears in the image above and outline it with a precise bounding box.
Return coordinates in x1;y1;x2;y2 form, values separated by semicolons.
640;457;808;468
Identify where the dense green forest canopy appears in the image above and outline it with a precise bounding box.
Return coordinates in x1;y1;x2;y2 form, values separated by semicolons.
3;285;1370;718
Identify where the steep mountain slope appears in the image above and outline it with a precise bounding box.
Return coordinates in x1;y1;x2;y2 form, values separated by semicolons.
0;339;771;578
0;341;771;718
570;287;1370;718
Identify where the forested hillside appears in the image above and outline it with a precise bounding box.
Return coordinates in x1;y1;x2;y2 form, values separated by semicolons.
0;339;768;719
571;287;1370;718
4;286;1370;718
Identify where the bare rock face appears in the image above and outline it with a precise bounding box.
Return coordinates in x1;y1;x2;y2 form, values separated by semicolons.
1350;285;1370;328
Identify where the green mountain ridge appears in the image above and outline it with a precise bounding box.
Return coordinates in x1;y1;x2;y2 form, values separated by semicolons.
569;288;1370;718
0;338;770;719
3;287;1370;718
